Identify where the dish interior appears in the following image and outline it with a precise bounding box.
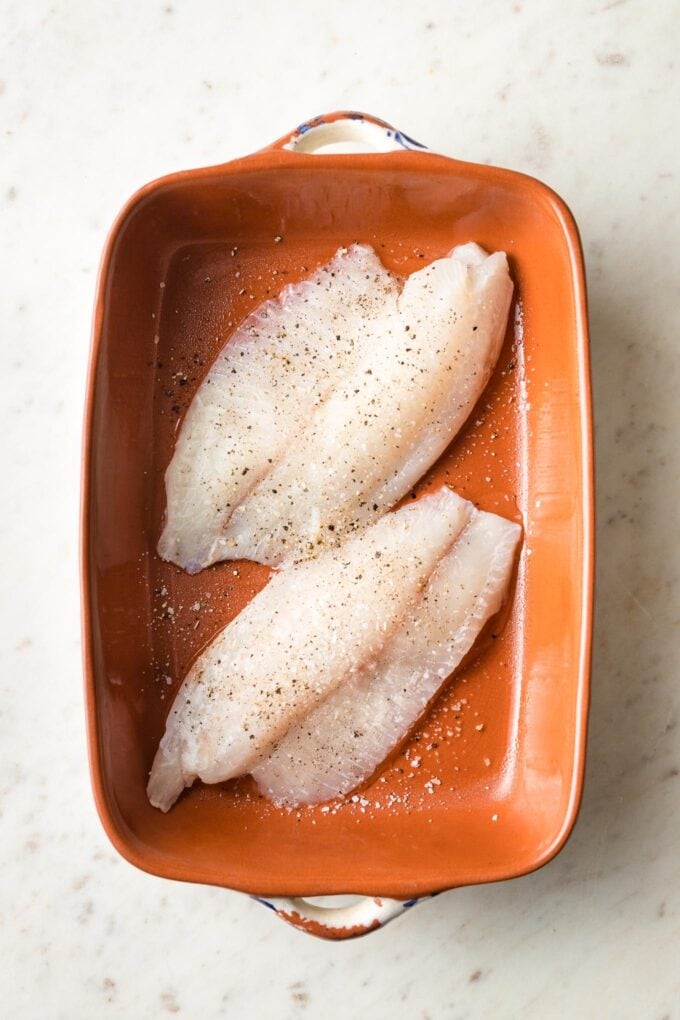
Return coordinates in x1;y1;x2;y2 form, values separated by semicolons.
85;154;590;897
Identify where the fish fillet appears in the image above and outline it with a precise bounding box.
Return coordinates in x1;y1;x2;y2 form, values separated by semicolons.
223;243;513;566
252;508;521;806
147;488;471;811
158;244;398;573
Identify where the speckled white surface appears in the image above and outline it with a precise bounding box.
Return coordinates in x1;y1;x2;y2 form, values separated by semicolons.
2;0;679;1017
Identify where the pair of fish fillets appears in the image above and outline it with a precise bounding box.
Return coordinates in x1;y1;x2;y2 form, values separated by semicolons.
148;242;521;812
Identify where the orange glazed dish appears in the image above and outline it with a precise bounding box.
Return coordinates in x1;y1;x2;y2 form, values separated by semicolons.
82;112;593;939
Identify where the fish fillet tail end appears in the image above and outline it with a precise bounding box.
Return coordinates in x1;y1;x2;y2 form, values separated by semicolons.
147;746;188;813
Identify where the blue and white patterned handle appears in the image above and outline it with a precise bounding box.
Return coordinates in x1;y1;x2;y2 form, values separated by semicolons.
253;893;429;940
279;111;427;155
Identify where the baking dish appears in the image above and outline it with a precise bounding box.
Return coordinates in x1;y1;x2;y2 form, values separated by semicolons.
82;111;593;939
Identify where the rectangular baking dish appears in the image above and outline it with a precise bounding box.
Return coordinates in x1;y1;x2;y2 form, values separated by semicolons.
82;111;593;939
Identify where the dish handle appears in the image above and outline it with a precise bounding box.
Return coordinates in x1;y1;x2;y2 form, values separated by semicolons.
266;110;427;155
252;893;429;940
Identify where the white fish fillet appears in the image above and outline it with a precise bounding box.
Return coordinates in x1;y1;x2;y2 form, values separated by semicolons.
223;243;513;566
147;488;471;811
252;508;521;806
158;244;398;573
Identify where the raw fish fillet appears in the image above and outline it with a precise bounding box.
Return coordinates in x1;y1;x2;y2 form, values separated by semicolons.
252;507;521;806
223;243;513;566
158;244;398;573
147;488;471;811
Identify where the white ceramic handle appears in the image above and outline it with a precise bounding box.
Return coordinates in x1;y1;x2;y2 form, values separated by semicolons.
254;893;424;940
282;113;426;155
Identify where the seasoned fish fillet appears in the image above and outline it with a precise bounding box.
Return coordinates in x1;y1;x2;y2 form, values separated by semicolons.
147;488;471;811
158;244;398;573
223;243;513;566
252;507;521;806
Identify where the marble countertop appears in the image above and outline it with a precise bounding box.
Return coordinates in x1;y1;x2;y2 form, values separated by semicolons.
2;0;679;1016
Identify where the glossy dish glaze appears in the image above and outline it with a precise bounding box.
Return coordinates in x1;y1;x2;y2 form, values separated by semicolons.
82;111;593;939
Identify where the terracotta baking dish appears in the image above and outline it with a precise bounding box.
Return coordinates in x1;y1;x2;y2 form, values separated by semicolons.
82;112;593;939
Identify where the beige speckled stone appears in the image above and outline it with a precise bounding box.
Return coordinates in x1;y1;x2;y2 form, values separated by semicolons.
1;0;678;1017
